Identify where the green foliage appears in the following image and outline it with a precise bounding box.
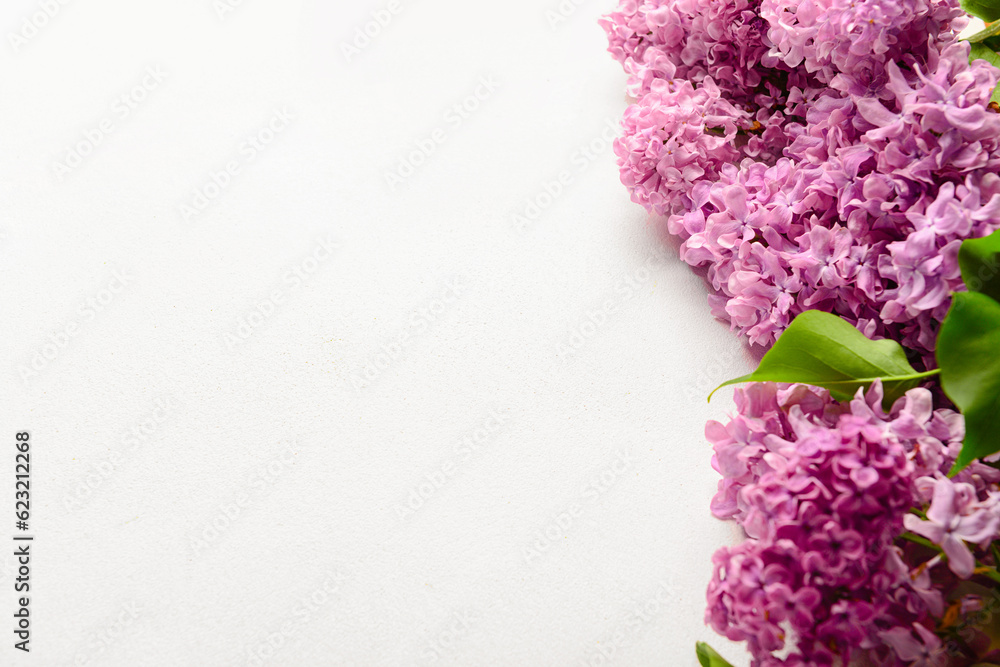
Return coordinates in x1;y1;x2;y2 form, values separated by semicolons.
710;310;930;408
959;228;1000;303
963;0;1000;22
937;292;1000;472
965;17;1000;43
696;642;735;667
709;229;1000;474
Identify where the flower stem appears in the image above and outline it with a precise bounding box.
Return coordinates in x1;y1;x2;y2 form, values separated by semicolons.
901;533;1000;583
975;564;1000;584
890;369;941;382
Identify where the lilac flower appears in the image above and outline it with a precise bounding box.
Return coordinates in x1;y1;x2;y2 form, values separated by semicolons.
860;47;1000;183
759;0;965;87
602;0;1000;663
600;0;776;100
615;79;744;215
607;3;1000;359
879;624;946;667
707;382;933;663
903;476;1000;578
703;379;1000;664
763;583;822;631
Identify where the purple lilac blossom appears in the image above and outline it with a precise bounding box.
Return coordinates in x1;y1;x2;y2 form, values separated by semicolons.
602;1;1000;663
706;381;1000;665
603;0;1000;359
615;79;746;215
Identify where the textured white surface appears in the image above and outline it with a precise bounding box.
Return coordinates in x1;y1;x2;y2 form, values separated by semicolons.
0;1;756;665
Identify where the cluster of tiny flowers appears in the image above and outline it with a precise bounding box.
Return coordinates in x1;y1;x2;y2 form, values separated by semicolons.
615;79;745;214
601;2;1000;661
759;0;963;91
602;0;1000;360
706;381;1000;665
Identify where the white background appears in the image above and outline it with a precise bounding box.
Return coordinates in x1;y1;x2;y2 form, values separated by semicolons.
0;1;755;665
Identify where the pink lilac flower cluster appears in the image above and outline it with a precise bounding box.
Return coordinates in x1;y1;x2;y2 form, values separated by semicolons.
602;0;1000;360
707;381;1000;665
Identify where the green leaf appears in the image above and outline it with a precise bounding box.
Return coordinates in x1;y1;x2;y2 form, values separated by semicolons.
696;642;735;667
959;229;1000;303
709;310;936;408
963;0;1000;22
965;18;1000;42
937;292;1000;472
970;41;1000;70
969;43;1000;105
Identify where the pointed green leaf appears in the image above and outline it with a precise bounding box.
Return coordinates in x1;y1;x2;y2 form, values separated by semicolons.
965;18;1000;42
959;229;1000;302
963;0;1000;22
696;642;735;667
709;310;933;408
937;292;1000;472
